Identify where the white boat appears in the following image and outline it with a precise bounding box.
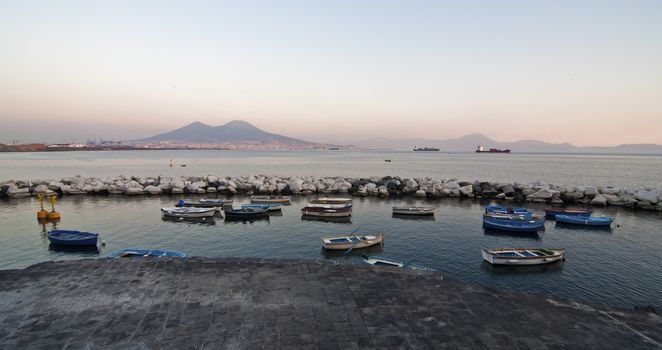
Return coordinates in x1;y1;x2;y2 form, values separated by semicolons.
161;207;216;218
392;207;436;215
305;203;352;209
482;248;565;265
311;197;353;205
321;234;383;250
250;196;291;204
362;254;437;271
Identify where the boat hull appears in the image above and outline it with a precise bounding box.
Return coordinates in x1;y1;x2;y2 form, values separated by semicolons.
392;207;435;215
161;207;216;218
544;209;592;219
322;234;383;250
482;248;565;265
301;208;352;217
47;230;99;246
250;196;291;204
108;249;186;258
482;217;545;232
224;208;269;219
555;215;614;226
176;199;232;208
311;198;353;205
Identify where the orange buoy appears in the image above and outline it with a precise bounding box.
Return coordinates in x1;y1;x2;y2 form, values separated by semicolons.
37;194;48;219
47;194;61;220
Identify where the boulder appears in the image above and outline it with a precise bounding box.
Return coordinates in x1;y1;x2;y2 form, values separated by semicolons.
414;189;426;197
526;189;557;200
356;186;368;196
591;195;607;206
459;185;474;197
171;188;184;194
501;184;515;196
48;181;64;191
583;186;597;198
125;187;144;195
32;184;50;194
144;185;162;195
378;185;389;196
7;186;31;197
635;190;659;204
600;187;620;195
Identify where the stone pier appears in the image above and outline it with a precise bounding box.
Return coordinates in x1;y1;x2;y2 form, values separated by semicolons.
0;258;660;349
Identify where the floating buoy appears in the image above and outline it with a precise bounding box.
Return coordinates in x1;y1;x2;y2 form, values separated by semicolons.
47;194;60;220
37;194;48;220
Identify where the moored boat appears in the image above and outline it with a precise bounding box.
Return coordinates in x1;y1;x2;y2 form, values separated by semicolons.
482;216;545;232
224;207;269;219
311;197;353;205
484;205;532;215
392;207;435;215
47;230;99;246
544;208;592;219
108;249;187;258
161;207;216;218
175;199;232;208
241;203;283;212
482;248;565;265
555;214;614;226
301;206;352;217
362;254;437;271
321;234;383;250
305;203;352;209
250;195;291;204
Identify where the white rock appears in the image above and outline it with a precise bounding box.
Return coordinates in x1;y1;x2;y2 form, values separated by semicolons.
591;195;607;206
584;186;597;197
33;184;50;194
459;185;473;196
172;188;184;194
144;185;162;194
7;186;31;197
526;189;557;200
635;190;659;204
125;187;144;195
600;187;620;195
444;181;460;190
365;183;378;194
206;187;217;193
405;179;418;188
288;177;304;192
414;189;426;197
48;181;64;191
356;186;368;196
207;175;218;184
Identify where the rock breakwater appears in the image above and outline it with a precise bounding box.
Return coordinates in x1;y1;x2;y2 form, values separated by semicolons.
1;175;661;211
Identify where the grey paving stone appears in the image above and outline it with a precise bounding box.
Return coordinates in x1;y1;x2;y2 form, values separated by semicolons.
0;258;660;349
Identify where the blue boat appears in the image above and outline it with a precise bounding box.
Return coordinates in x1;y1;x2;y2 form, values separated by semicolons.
482;216;545;232
362;253;437;272
47;230;99;246
485;205;532;215
544;208;592;219
241;203;283;212
108;249;187;258
555;215;614;226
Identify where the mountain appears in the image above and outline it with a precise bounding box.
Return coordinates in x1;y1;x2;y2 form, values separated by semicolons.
136;120;312;145
351;134;662;154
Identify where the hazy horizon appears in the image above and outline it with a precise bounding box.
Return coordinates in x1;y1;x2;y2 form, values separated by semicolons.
1;1;661;146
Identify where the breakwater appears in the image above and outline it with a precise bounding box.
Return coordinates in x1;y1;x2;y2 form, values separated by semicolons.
1;174;661;211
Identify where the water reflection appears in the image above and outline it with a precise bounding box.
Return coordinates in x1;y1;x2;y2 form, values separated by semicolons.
48;243;100;255
161;216;217;225
301;215;352;224
480;260;565;274
554;222;613;233
391;213;436;221
482;228;542;240
223;216;270;224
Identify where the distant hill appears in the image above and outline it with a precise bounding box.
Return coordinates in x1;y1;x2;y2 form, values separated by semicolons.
135;120;313;145
352;134;662;154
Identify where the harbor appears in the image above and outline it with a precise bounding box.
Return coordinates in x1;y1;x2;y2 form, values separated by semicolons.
0;257;660;349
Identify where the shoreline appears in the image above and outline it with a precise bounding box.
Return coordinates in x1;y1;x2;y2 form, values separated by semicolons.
2;174;661;211
0;257;659;349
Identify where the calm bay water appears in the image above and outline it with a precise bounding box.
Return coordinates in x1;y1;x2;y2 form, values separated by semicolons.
1;150;662;188
1;150;661;310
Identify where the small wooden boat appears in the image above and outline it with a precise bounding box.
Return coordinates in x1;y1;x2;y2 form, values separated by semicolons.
176;199;232;208
305;203;352;209
362;254;437;271
482;216;545;232
250;195;291;204
555;214;614;226
108;249;186;258
47;230;99;246
311;197;353;205
483;213;544;221
392;207;435;215
161;207;216;218
301;206;352;217
241;203;283;212
224;207;269;219
321;234;383;250
482;248;565;265
544;208;592;219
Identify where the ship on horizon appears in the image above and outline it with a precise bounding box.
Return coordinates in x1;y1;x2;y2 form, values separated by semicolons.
476;145;511;153
413;146;440;152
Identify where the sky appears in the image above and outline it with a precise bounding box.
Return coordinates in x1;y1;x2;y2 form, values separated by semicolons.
0;0;661;146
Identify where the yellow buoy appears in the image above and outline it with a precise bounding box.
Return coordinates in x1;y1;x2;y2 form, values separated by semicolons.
47;194;61;220
37;194;49;219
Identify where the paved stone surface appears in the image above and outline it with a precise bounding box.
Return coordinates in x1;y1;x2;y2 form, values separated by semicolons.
0;258;660;350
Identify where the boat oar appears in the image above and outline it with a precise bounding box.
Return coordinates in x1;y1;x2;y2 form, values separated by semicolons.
344;227;361;254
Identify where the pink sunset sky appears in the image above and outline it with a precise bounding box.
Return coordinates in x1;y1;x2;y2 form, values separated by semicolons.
1;1;661;146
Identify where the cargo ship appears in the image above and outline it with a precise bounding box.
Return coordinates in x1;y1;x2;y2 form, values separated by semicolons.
475;145;511;153
413;146;440;152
